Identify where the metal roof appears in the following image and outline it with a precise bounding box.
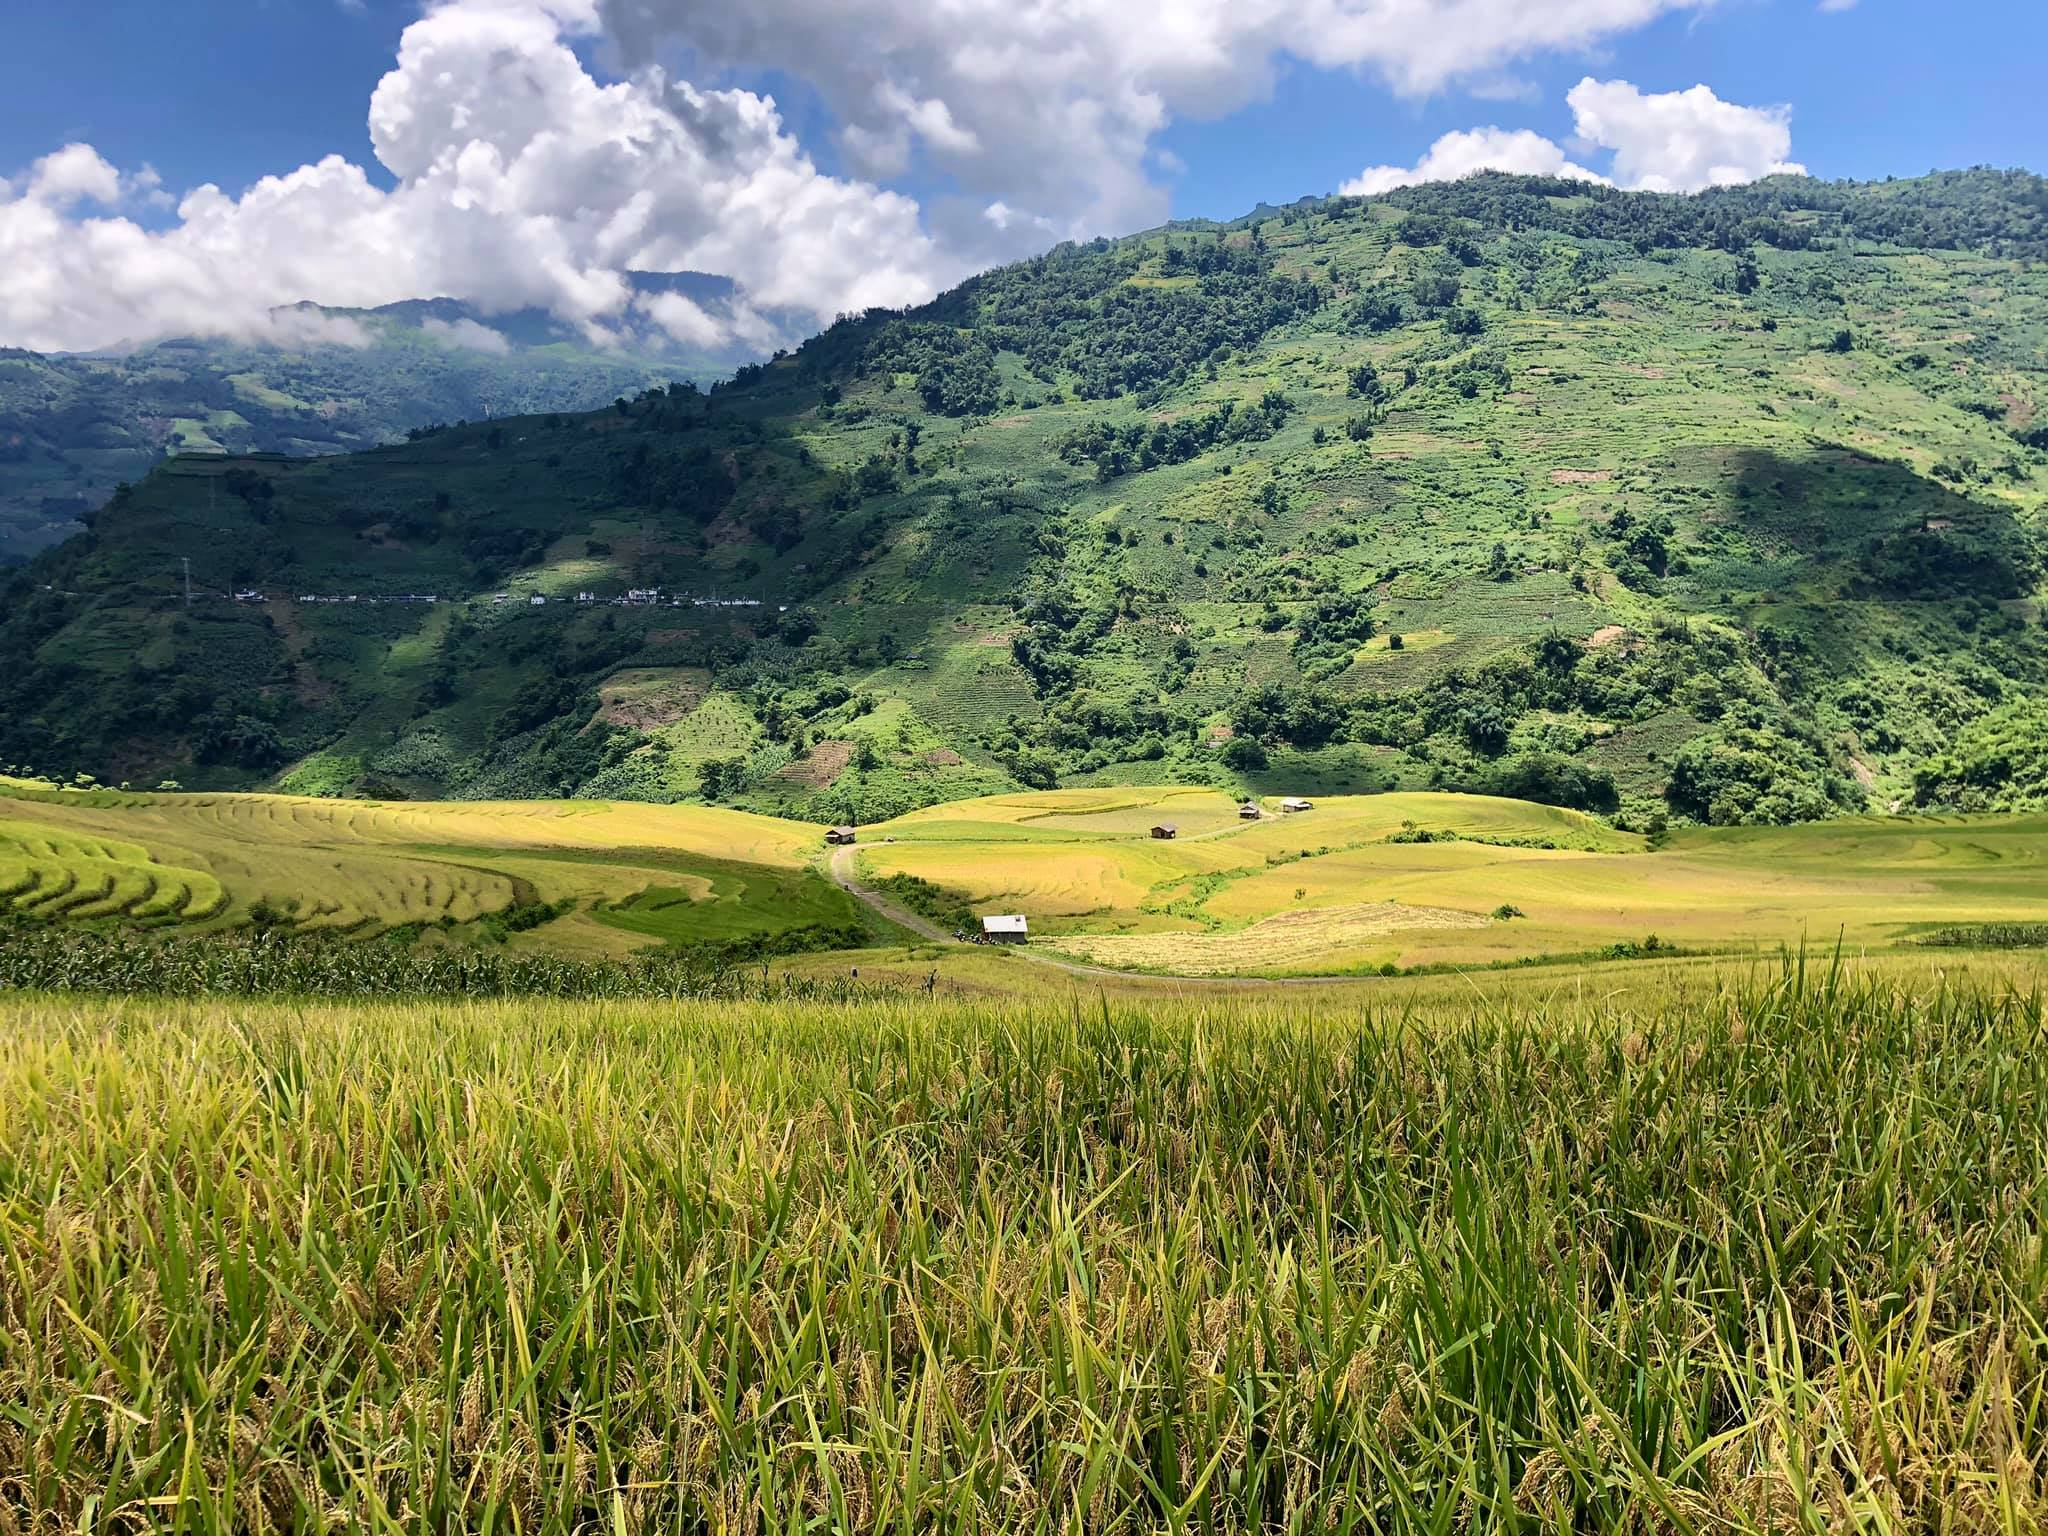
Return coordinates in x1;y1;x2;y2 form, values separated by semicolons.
982;914;1029;933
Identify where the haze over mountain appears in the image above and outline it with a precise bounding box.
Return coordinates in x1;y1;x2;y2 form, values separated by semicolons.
0;274;793;560
3;171;2042;825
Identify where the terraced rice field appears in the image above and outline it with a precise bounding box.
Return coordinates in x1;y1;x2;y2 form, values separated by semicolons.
0;781;832;951
10;775;2048;977
0;821;226;924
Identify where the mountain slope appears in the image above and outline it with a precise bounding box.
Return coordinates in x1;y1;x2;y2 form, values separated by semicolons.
3;170;2044;827
0;275;784;561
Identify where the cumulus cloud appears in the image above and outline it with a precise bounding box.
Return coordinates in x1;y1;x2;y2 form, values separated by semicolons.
1567;78;1804;191
0;0;1789;355
0;0;946;353
1342;78;1804;199
600;0;1715;251
1342;128;1606;197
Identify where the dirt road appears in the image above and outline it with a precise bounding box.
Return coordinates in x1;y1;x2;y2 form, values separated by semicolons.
823;843;1343;989
826;845;950;943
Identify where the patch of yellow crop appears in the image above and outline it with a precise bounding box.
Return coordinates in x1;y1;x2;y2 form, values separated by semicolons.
858;842;1156;916
0;819;228;924
1031;790;1245;837
1046;902;1489;975
882;786;1181;834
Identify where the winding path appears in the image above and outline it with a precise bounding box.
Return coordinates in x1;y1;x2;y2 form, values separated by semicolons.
826;844;949;943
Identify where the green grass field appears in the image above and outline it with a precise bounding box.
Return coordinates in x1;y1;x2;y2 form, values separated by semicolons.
3;957;2045;1530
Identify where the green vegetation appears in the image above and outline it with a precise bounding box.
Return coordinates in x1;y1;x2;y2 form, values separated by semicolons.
3;961;2046;1529
3;170;2046;832
0;919;869;999
0;293;734;560
1916;922;2048;949
1911;694;2048;811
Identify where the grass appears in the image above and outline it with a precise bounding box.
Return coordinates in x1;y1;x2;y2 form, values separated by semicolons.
2;957;2046;1530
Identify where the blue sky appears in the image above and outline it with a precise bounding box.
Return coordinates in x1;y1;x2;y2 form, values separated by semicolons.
3;0;2038;215
0;0;2040;353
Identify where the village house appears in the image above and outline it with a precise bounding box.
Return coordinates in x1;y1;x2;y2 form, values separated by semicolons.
1151;823;1178;840
824;826;858;846
1281;797;1314;813
981;915;1029;944
1239;801;1263;820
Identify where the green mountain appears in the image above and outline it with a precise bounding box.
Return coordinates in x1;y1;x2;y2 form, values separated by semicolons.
0;278;776;561
4;170;2045;827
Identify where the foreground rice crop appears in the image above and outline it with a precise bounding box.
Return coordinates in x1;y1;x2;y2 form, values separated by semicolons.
1;963;2044;1531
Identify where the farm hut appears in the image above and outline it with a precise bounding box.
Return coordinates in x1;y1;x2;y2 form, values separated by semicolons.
981;915;1029;944
1281;797;1315;813
825;826;858;846
1239;801;1263;820
1151;824;1178;840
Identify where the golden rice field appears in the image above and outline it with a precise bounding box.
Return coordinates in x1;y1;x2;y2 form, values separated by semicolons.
1044;901;1487;975
855;788;2048;975
7;776;2048;978
3;959;2047;1531
0;778;826;955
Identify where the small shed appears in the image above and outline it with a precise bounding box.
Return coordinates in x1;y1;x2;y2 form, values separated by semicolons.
825;826;858;846
981;915;1029;944
1281;797;1315;813
1239;801;1263;821
1151;823;1178;840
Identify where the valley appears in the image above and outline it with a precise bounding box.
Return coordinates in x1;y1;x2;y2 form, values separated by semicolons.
1;172;2042;837
6;775;2045;981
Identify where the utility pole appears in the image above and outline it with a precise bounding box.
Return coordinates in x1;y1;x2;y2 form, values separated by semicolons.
182;557;192;609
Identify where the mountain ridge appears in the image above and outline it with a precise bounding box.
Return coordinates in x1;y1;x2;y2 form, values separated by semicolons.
3;169;2043;825
0;272;797;561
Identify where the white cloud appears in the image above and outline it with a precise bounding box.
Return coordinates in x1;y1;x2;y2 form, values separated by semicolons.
422;315;513;353
1343;127;1607;197
599;0;1716;251
1341;78;1804;199
1566;77;1803;192
0;1;1785;355
0;0;947;353
26;145;124;207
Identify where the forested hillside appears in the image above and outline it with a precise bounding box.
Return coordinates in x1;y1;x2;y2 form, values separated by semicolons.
0;279;770;560
3;170;2044;827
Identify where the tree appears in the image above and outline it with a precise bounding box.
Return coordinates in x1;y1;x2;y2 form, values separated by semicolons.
697;757;748;801
1220;735;1268;771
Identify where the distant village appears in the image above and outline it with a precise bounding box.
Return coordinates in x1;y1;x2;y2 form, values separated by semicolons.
221;587;783;613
